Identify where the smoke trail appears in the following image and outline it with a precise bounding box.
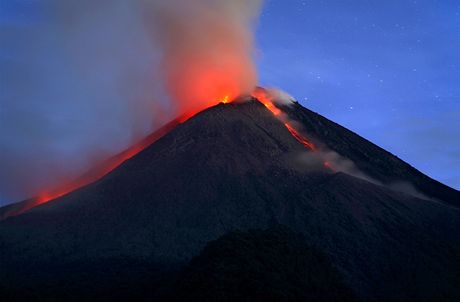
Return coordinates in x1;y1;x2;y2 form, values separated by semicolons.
0;0;261;205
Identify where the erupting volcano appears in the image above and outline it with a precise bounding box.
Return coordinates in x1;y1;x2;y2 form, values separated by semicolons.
1;88;460;302
1;88;319;220
4;0;459;301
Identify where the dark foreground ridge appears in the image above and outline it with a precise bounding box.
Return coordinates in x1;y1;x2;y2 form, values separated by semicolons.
174;225;359;302
1;100;459;302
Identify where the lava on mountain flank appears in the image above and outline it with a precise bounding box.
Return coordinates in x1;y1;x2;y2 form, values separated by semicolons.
2;88;320;220
0;119;180;219
250;87;317;151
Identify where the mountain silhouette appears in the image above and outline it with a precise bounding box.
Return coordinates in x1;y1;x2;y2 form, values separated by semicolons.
1;97;459;302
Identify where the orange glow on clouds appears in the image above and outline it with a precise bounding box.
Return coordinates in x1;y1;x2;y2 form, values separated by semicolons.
166;56;256;116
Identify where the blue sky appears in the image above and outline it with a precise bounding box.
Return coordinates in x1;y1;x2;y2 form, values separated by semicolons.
257;0;460;189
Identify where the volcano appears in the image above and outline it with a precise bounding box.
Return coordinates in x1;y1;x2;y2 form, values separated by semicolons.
1;95;459;302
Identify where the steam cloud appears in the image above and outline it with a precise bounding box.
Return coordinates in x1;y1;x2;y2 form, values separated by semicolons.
0;0;261;205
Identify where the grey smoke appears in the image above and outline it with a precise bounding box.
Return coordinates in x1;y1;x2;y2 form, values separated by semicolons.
294;147;433;200
0;0;261;205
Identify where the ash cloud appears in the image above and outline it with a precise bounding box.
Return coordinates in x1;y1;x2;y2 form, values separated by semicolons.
293;150;376;183
0;0;261;205
293;145;432;200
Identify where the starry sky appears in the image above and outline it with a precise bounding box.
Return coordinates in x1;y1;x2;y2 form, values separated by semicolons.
1;0;459;204
257;0;460;189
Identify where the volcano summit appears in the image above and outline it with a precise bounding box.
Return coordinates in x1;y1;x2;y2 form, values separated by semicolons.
1;94;459;302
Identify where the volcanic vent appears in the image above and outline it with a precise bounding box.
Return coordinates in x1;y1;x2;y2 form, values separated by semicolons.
1;93;459;301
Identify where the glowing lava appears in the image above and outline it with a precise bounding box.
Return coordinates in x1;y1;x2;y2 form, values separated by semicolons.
2;89;323;220
1;93;237;220
1;119;181;220
219;95;230;104
284;123;316;151
251;88;282;116
251;88;316;151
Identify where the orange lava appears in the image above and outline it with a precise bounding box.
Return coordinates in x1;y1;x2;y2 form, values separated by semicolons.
1;119;182;220
251;88;282;116
219;95;230;104
284;123;316;151
2;90;239;220
251;88;316;151
2;89;326;220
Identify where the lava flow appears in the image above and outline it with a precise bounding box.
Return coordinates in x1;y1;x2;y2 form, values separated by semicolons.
251;88;316;151
2;92;237;219
284;123;316;151
1;119;181;220
249;88;334;170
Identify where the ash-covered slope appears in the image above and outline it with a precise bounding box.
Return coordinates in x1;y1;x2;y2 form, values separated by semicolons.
1;100;459;302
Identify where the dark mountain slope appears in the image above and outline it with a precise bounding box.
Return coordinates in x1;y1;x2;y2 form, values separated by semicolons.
280;102;460;207
1;100;459;301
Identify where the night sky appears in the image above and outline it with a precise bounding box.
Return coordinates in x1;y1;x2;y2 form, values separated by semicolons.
257;0;460;189
1;0;459;206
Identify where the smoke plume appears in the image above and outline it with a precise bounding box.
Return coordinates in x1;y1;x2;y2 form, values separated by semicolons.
0;0;261;205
